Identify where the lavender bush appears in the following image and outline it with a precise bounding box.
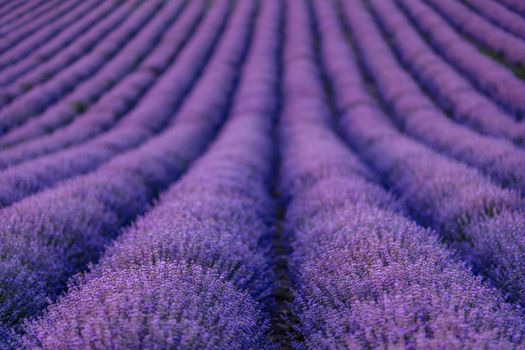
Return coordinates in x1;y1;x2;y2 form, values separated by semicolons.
277;1;525;348
397;0;525;118
368;0;524;144
0;0;151;120
345;0;525;194
337;0;525;307
0;0;253;333
21;1;282;347
1;0;525;348
425;0;525;66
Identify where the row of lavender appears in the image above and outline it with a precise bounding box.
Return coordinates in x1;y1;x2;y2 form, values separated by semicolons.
6;0;282;347
281;0;525;348
339;0;525;311
0;0;521;165
397;0;525;118
1;0;525;348
0;0;243;341
0;0;219;208
0;0;189;153
0;0;162;131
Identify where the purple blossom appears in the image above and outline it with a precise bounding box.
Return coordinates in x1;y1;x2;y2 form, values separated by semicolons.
2;0;525;348
0;0;254;332
279;0;525;347
397;0;525;118
335;0;525;308
367;0;524;144
20;1;282;347
425;0;525;65
342;0;525;194
22;262;272;350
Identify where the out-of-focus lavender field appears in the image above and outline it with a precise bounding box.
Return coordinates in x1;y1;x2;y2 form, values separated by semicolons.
1;0;525;348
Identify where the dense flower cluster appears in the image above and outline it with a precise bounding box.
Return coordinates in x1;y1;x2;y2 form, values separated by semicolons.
338;0;525;307
19;0;282;348
345;0;525;195
463;0;525;41
0;0;162;132
24;262;269;350
0;0;252;334
279;0;525;348
398;0;525;117
426;0;525;65
1;0;525;348
369;0;524;143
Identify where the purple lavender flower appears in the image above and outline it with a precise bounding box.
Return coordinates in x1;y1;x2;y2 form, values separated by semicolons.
279;0;525;347
22;262;272;350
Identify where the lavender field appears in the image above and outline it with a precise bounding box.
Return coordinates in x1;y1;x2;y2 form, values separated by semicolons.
1;0;525;348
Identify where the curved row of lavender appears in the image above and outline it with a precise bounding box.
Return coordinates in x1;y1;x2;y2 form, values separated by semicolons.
0;0;258;339
500;0;525;18
0;0;68;35
461;0;525;41
0;0;125;88
0;0;524;348
0;0;195;159
396;0;525;119
0;0;142;110
0;0;82;54
368;0;524;144
0;0;103;70
0;0;45;24
0;0;222;209
280;0;525;348
0;0;69;34
18;0;282;348
0;0;117;80
348;0;525;195
424;0;525;66
0;0;158;131
338;0;525;309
